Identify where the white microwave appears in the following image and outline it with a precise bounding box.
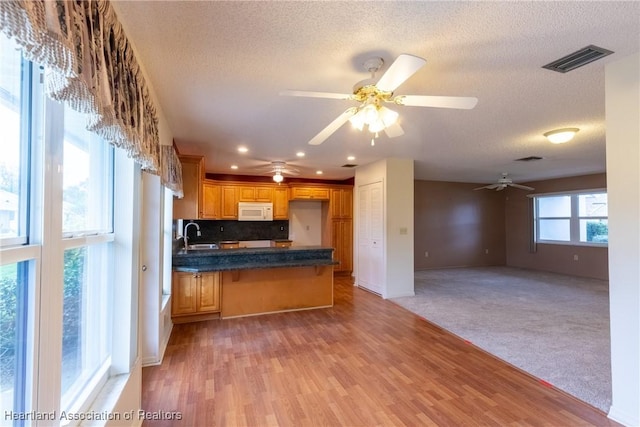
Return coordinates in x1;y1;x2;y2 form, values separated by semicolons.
238;202;273;221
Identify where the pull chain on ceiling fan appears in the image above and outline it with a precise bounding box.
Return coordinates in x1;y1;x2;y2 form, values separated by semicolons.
280;53;478;146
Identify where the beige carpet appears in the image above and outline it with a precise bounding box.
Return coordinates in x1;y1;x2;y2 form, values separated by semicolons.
391;266;611;412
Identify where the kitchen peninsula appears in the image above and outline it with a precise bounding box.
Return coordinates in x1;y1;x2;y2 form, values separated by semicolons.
172;245;336;320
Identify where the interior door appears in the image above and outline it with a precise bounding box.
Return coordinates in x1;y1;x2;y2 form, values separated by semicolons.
357;181;384;294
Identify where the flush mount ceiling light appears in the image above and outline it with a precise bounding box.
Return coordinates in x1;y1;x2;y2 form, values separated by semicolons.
544;128;579;144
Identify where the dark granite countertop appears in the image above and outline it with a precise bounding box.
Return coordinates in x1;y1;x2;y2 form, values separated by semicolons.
172;245;337;272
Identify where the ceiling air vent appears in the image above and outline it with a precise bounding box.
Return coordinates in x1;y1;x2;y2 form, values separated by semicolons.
341;164;358;168
515;156;543;162
542;45;614;73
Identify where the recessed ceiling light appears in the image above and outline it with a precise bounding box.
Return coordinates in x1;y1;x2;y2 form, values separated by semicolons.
296;151;305;157
230;165;238;170
238;146;248;153
316;170;323;175
347;155;355;161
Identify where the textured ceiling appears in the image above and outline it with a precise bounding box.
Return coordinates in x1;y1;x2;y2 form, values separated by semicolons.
111;1;639;184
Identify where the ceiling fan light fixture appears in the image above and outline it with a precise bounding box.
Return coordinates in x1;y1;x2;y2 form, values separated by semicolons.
273;172;284;183
368;118;386;133
544;127;579;144
349;110;366;131
378;106;399;126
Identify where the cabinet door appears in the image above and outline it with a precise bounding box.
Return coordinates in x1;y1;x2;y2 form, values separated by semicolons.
255;187;273;202
173;156;203;220
202;182;221;219
341;188;353;218
238;186;256;202
221;186;238;219
331;188;353;219
172;272;197;315
273;187;289;219
290;186;330;200
332;219;353;272
198;272;220;312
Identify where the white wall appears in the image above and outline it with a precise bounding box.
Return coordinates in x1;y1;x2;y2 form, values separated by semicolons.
288;201;322;246
605;52;640;427
384;158;415;298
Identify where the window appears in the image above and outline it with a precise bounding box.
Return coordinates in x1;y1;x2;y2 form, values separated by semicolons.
0;33;40;421
0;261;32;419
0;34;30;246
534;191;608;245
1;30;124;425
60;104;114;412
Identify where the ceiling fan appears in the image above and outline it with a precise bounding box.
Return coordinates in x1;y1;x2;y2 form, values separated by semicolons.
280;53;478;146
474;173;535;191
253;161;300;183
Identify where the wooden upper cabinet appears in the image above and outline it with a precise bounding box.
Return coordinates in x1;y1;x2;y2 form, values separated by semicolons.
330;187;353;219
238;185;274;202
289;185;331;201
173;155;204;220
273;186;289;219
202;181;221;219
220;185;239;219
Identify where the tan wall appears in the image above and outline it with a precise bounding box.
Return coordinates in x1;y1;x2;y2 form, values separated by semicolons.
414;180;506;269
505;173;608;280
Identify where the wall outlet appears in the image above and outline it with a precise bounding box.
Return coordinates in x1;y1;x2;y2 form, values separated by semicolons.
424;251;429;258
220;226;224;232
573;254;579;261
280;226;284;231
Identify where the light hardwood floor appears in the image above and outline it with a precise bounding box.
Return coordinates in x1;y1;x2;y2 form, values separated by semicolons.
142;276;619;426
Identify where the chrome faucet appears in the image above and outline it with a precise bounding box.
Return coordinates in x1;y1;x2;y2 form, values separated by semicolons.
183;221;201;250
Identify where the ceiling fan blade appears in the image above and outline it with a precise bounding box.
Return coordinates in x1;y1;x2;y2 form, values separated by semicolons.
473;184;500;191
375;54;427;93
509;183;535;191
393;95;478;109
383;121;405;138
280;90;353;100
308;107;358;145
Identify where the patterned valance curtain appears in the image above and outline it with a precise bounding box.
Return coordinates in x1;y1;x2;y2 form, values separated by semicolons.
0;0;183;194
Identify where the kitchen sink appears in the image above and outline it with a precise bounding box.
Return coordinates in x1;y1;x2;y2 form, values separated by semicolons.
187;243;219;250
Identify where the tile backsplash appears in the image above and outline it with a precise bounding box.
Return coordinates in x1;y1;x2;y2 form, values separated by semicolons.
179;220;289;243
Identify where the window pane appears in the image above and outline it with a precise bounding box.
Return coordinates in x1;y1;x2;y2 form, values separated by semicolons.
539;219;570;241
579;193;608;217
61;244;112;411
63;106;114;235
581;219;608;243
538;196;571;217
0;261;29;416
0;35;27;241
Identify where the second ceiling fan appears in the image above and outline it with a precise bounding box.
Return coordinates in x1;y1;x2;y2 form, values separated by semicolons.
281;53;478;146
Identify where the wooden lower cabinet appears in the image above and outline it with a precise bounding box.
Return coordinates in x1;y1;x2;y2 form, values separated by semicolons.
172;271;221;323
332;219;353;274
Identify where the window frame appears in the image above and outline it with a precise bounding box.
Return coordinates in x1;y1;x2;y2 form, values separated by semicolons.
532;188;608;247
0;37;136;426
